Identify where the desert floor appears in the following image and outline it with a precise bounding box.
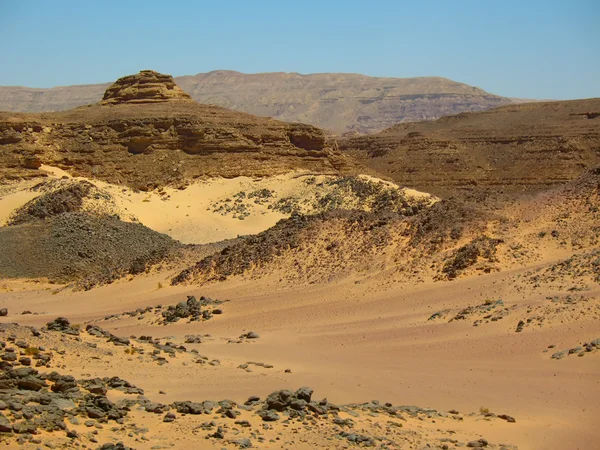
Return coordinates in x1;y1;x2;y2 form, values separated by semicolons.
1;259;598;449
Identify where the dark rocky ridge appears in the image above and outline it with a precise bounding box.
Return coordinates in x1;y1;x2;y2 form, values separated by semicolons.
7;180;111;225
0;212;179;288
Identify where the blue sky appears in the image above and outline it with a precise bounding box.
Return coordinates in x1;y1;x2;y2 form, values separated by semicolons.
1;0;598;99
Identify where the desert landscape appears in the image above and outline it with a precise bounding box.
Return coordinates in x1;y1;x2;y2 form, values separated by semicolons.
0;68;598;450
0;0;600;432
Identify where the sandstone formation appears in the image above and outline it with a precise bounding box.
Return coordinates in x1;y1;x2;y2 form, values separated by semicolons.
0;71;515;134
0;71;360;190
339;98;600;197
101;70;192;104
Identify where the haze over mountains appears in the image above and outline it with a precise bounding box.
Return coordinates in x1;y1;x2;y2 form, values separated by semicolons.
0;70;516;134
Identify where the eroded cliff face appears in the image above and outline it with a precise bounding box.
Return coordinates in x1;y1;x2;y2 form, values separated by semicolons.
340;99;600;197
0;71;359;190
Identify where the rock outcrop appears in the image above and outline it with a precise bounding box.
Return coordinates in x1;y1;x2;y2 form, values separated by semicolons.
102;70;192;104
0;71;360;190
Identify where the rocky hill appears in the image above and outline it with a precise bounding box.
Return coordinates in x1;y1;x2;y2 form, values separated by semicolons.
339;98;600;197
0;70;360;190
0;71;514;134
173;167;600;287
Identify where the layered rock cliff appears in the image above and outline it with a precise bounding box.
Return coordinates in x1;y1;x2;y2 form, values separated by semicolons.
0;71;359;190
339;98;600;197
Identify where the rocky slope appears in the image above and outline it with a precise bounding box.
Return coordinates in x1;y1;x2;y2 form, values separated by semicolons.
173;168;600;286
0;71;514;134
340;98;600;197
0;71;359;190
0;207;181;288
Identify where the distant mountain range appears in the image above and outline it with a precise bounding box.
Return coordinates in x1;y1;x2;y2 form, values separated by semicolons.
0;70;519;134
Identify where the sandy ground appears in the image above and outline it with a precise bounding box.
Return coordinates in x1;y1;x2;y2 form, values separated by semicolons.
0;166;598;449
0;167;433;244
1;257;598;449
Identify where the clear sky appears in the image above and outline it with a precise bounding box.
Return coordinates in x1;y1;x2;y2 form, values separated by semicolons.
1;0;598;99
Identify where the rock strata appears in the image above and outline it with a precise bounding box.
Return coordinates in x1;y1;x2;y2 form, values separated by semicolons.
0;71;360;189
102;70;193;105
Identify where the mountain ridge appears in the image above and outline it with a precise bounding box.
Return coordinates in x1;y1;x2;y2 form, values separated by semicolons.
0;71;516;134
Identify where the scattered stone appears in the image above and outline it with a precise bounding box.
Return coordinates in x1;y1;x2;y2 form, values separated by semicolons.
161;296;222;324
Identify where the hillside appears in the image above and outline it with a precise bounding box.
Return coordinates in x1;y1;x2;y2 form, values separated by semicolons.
339;98;600;197
173;167;600;288
0;70;360;190
0;71;514;134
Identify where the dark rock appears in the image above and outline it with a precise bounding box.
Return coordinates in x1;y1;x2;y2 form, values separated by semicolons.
295;387;313;402
209;426;225;439
244;396;260;405
51;375;78;393
498;414;516;423
231;437;253;448
1;353;17;362
258;410;280;422
0;309;7;317
184;335;203;344
340;432;375;446
80;378;108;395
12;421;37;434
46;317;80;335
17;376;47;391
98;443;134;450
265;390;294;411
86;325;112;338
109;335;130;346
0;413;12;432
467;439;489;448
240;331;260;339
172;401;205;415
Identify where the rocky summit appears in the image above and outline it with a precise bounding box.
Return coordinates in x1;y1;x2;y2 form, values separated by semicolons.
101;70;193;104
